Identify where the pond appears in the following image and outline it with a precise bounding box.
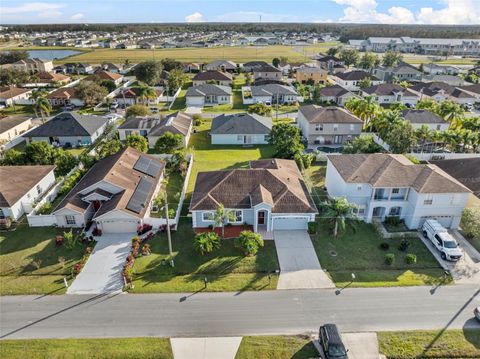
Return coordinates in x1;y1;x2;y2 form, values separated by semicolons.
24;50;82;61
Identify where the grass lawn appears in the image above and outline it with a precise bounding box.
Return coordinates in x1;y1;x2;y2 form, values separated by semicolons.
65;148;85;157
235;335;318;359
55;45;334;65
0;223;87;295
130;219;279;293
305;162;447;287
0;338;173;359
0;104;36;118
378;329;480;359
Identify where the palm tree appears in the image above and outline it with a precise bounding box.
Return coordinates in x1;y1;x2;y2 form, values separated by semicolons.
104;97;113;110
437;101;464;124
29;89;49;120
213;204;236;238
415;125;433;152
321;197;356;238
138;85;157;106
346;96;379;131
35;97;52;124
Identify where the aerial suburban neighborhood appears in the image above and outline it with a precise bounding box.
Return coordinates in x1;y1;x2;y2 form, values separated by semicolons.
0;2;479;358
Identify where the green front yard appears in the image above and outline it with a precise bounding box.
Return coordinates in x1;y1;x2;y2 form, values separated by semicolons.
378;329;480;359
0;223;87;295
235;335;318;359
0;338;173;359
130;220;279;293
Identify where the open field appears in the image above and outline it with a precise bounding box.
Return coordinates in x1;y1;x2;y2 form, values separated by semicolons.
378;329;480;358
0;337;173;359
53;44;337;64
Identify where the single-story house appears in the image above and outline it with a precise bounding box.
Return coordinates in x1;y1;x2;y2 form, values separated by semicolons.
24;112;109;147
114;87;164;106
318;85;356;106
295;67;328;84
429;158;480;199
331;70;382;92
192;71;233;86
118;112;193;148
423;63;460;76
325;153;471;229
243;84;299;105
460;84;480;100
361;83;420;106
185;84;232;107
0;116;33;143
36;71;71;86
84;70;123;86
46;87;85;107
205;60;237;72
52;147;165;233
190;158;318;232
0;86;33;107
0;165;56;220
184;63;201;72
400;109;450;131
422;75;467;87
408;82;476;105
242;61;270;72
297;105;363;145
210;113;272;145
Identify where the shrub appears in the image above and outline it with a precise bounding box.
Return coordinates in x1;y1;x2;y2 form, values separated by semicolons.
398;238;411;252
142;244;151;256
379;242;390;250
0;217;12;229
123;266;134;283
36;202;53;215
192;114;202;126
235;230;264;256
64;230;76;249
405;253;417;264
461;207;480;241
385;253;395;265
193;231;221;255
384;216;401;226
247;103;272;116
58;169;85;196
308;221;318;234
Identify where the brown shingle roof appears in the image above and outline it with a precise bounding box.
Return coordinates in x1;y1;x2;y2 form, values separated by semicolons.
190;159;317;213
37;72;70;83
0;116;31;134
429;158;480;198
54;147;165;218
299;105;362;124
0;86;31;100
84;70;122;82
328;154;471;194
47;87;79;99
0;165;55;207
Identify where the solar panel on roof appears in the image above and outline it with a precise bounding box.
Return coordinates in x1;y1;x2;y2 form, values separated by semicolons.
133;155;162;177
126;176;154;213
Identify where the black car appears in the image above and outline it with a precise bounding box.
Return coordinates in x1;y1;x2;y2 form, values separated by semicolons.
319;324;349;359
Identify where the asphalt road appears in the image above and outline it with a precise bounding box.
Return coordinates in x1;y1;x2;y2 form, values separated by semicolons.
1;285;479;340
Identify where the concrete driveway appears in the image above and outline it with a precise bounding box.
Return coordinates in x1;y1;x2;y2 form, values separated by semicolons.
170;337;242;359
274;231;335;289
67;233;134;295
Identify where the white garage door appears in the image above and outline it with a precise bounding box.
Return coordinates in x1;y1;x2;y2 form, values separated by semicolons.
272;216;309;231
419;216;453;229
99;220;138;234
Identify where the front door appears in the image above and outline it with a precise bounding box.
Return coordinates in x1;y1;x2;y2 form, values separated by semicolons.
334;135;343;144
258;211;265;225
244;135;252;144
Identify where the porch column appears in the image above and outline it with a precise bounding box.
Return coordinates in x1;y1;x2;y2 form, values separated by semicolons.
388;188;392;200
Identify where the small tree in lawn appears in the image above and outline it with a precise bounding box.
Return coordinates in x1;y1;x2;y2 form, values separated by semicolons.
321;197;356;238
193;232;221;255
236;230;264;256
154;132;183;154
268;123;304;159
213;204;236;238
125;133;148;153
125;104;151;118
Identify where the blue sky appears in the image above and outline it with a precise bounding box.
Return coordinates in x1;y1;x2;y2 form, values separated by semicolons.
1;0;478;25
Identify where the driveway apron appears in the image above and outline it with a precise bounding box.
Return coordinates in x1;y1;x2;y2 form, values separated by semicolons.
67;233;134;295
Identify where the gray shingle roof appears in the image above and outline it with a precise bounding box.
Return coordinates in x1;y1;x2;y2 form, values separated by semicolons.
193;71;233;82
211;113;272;135
250;84;297;96
336;70;380;81
299;105;362;124
401;110;447;124
186;84;232;97
24;112;108;138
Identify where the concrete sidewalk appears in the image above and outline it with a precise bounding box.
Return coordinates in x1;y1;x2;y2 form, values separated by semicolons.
170;337;242;359
342;333;380;359
67;233;134;295
275;231;335;289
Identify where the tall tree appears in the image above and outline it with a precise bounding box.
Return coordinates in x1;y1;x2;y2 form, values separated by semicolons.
268;123;304;159
125;133;148;153
385;120;416;153
382;51;403;67
167;68;188;94
34;97;52;124
339;48;359;67
134;60;164;86
358;52;380;70
77;81;108;107
125;104;151;118
137;85;157;105
345;96;380;130
322;197;356;238
154;132;183;154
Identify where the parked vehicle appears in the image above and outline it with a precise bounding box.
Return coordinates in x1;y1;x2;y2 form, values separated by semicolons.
422;219;462;261
319;324;349;359
474;307;480;322
64;104;75;111
110;102;119;109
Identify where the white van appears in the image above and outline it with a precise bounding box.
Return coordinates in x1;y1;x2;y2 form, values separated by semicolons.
422;219;462;261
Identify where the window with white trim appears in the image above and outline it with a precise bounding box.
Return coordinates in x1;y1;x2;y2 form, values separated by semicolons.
357;185;362;191
228;210;243;223
65;215;76;225
202;212;215;222
333;124;338;132
315;124;323;131
237;135;243;141
424;194;433;205
350;124;355;131
392;188;400;194
36;185;42;195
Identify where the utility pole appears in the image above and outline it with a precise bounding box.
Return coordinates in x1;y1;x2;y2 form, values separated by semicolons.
164;191;174;267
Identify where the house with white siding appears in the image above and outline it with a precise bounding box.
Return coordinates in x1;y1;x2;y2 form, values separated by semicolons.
53;147;165;233
361;83;420;106
210;113;272;145
331;70;382;92
400;109;449;131
190;159;317;233
0;165;56;221
325;153;470;229
186;84;232;107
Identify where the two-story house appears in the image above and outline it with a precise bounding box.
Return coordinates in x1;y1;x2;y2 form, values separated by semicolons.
401;109;449;131
316;55;345;73
295;67;328;84
252;63;283;82
297;105;363;146
331;70;382;92
325;153;471;229
372;62;422;82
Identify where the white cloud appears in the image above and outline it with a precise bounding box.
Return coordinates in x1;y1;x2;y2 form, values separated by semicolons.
0;2;64;15
333;0;480;24
70;13;85;21
185;12;205;23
